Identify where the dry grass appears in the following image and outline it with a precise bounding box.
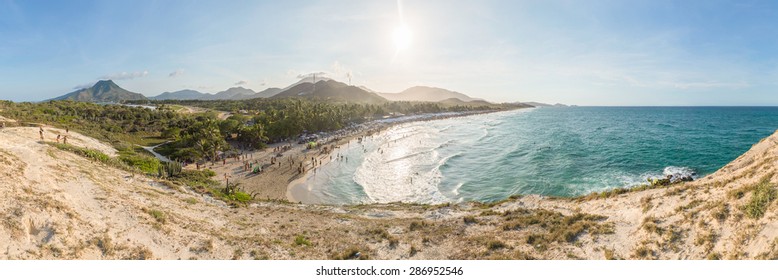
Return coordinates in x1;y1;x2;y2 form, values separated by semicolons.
147;209;167;224
500;208;614;252
640;196;654;213
125;245;154;260
742;176;777;219
330;246;369;260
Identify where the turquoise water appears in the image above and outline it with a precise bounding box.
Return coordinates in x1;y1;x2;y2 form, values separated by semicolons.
294;107;778;204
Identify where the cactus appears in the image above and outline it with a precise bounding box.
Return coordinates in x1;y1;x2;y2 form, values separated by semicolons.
162;161;182;178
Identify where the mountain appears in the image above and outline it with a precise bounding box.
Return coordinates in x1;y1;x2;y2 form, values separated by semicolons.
272;80;387;103
282;76;331;91
205;87;256;100
378;86;480;102
438;98;494;107
150;87;282;100
150;89;208;100
253;87;283;98
51;80;147;102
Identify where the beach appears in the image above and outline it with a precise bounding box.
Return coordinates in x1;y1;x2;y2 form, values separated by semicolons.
190;110;499;202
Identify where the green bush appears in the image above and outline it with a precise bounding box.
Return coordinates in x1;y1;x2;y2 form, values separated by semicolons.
119;154;161;174
230;191;252;203
50;143;110;163
294;235;312;246
171;169;218;188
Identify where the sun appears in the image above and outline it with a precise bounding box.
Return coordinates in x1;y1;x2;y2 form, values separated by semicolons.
393;25;412;51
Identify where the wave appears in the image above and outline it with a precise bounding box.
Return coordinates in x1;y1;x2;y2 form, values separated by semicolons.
435;152;464;172
382;139;453;164
451;182;464;196
661;166;699;181
475;127;490;142
621;166;698;188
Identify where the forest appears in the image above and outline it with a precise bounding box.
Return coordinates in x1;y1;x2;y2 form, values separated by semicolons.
0;98;516;163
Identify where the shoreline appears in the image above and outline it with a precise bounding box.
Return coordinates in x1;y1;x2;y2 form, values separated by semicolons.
190;109;512;202
284;109;515;203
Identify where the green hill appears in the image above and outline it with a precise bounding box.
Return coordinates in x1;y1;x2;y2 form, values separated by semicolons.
51;80;147;102
272;80;387;103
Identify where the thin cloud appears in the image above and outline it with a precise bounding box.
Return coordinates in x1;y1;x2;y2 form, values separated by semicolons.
72;82;94;90
296;72;327;79
234;80;249;86
168;69;184;78
99;70;148;80
331;61;354;82
669;81;750;89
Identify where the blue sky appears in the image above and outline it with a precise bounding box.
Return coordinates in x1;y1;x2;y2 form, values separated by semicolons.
2;0;778;105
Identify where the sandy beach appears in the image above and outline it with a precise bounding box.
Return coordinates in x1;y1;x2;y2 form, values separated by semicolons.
191;110;499;202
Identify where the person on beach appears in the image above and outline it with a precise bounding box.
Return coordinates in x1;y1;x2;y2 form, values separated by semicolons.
56;134;61;143
63;135;67;144
65;127;69;134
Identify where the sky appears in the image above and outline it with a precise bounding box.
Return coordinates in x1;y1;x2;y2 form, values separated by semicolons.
2;0;778;105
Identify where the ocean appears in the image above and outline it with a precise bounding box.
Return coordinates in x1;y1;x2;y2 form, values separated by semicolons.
291;107;778;205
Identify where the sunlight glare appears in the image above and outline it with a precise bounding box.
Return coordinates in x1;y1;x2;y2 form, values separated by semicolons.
393;25;412;52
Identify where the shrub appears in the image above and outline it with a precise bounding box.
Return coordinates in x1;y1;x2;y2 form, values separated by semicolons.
409;221;426;231
743;177;777;219
487;240;506;250
161;161;182;177
331;246;368;260
148;209;167;224
50;143;110;163
120;154;161;174
706;252;722;260
603;248;617;260
230;191;252;203
294;234;312;246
